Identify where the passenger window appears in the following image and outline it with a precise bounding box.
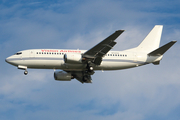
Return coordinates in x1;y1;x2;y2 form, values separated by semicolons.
39;52;41;54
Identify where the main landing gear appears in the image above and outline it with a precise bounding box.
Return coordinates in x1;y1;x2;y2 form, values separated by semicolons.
81;62;94;83
86;62;94;75
89;66;93;71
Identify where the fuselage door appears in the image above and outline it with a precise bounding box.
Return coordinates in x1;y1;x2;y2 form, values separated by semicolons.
29;51;35;58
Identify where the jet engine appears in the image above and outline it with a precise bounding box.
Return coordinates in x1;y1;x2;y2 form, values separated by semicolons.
64;53;82;64
54;71;72;81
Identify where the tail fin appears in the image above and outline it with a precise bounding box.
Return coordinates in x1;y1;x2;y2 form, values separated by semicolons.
136;25;163;53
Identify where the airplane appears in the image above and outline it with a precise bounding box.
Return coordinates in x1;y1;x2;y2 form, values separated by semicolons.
5;25;176;83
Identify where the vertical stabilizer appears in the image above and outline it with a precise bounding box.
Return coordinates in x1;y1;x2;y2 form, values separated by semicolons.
136;25;163;53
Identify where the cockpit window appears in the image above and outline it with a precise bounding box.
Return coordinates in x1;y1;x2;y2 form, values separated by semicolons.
15;52;22;55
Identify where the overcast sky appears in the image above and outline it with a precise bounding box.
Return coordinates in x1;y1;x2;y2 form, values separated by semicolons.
0;0;180;120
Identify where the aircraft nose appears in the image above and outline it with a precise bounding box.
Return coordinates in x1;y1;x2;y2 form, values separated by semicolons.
5;57;9;63
5;57;12;64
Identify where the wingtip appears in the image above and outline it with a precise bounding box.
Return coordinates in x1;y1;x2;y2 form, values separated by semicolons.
171;40;177;43
155;25;163;26
116;30;125;32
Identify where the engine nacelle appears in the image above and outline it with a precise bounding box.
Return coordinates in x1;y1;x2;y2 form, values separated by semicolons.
54;71;72;81
64;53;82;64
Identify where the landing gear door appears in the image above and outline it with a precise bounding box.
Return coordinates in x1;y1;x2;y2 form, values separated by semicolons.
29;51;35;58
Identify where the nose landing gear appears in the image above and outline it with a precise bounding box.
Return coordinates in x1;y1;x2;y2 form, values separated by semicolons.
18;65;28;75
24;70;28;75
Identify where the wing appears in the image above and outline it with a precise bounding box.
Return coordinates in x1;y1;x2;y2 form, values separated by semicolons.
83;30;124;65
70;30;125;83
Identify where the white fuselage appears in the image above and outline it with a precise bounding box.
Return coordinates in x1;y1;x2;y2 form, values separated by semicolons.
5;26;175;83
5;49;162;71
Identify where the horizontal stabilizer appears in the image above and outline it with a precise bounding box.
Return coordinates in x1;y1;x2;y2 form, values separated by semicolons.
148;41;177;56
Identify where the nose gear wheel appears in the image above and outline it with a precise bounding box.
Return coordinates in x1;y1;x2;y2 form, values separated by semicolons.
24;70;28;75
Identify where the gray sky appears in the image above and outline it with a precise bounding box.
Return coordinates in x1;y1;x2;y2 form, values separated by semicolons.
0;0;180;120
